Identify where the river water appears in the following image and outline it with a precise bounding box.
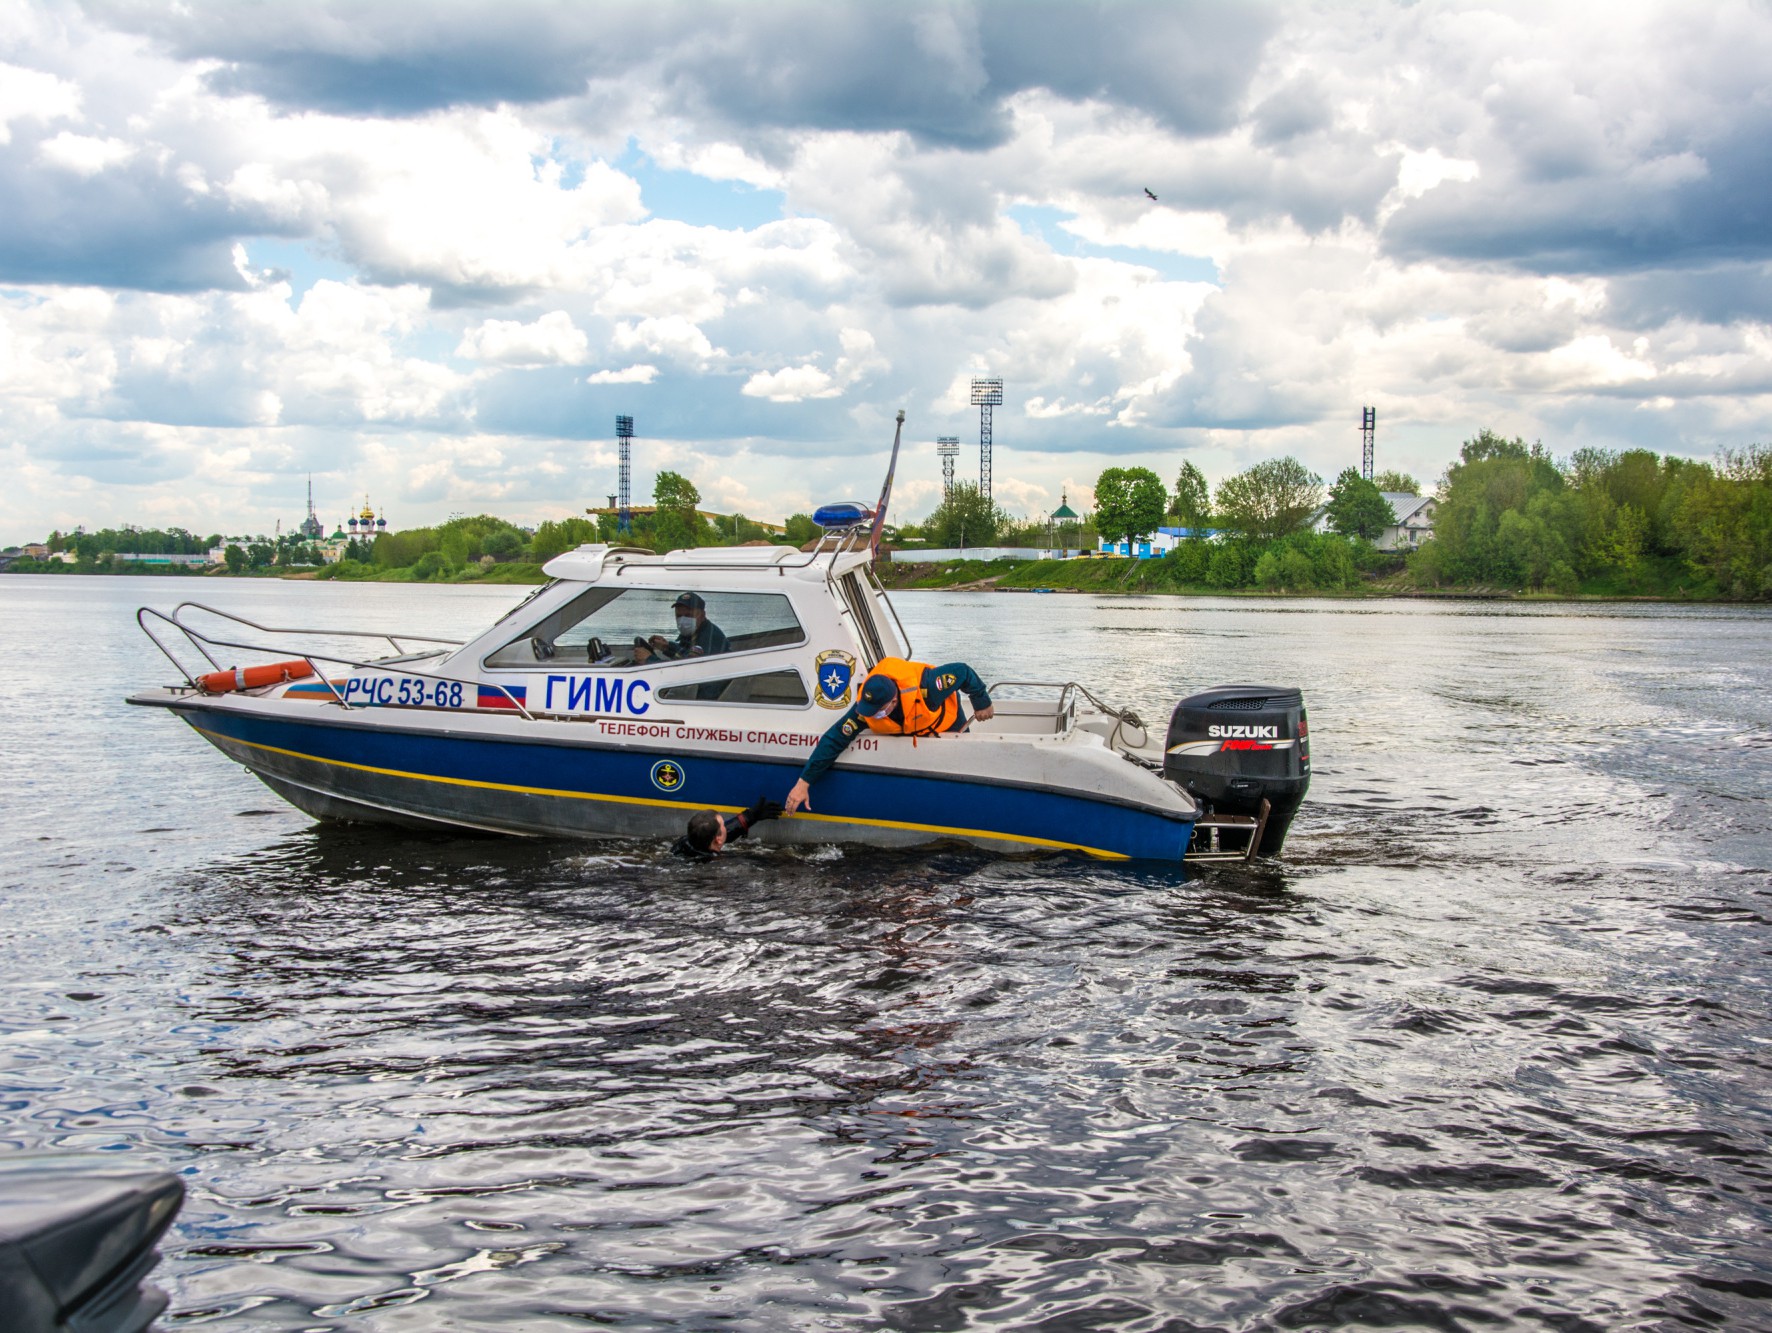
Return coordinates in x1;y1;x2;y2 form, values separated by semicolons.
2;575;1769;1330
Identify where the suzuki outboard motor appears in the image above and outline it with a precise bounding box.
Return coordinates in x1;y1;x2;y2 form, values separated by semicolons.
1164;684;1310;858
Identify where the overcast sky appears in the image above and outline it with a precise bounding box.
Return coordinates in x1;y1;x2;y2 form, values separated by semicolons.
3;0;1769;539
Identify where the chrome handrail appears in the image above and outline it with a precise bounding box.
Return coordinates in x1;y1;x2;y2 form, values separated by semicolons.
863;559;914;660
985;679;1148;750
167;601;463;656
135;604;534;720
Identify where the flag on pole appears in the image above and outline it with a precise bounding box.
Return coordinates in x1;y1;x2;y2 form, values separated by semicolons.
868;410;905;555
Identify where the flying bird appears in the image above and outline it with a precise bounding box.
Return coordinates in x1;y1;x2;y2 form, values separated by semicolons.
1144;187;1158;201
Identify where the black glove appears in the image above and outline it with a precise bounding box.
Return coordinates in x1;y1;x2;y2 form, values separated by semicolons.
742;797;784;826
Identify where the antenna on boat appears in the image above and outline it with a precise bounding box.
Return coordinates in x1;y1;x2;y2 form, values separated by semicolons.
868;410;905;555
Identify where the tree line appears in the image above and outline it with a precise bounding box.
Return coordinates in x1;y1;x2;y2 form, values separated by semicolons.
1053;433;1771;598
17;434;1769;598
1413;432;1771;598
323;471;820;581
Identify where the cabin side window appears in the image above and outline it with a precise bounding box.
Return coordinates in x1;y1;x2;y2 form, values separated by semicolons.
484;587;804;668
656;669;810;707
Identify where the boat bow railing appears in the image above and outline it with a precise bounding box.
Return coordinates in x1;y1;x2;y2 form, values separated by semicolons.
135;601;533;719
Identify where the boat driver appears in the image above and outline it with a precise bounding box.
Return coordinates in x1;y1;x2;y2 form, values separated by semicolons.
783;658;994;813
633;592;729;663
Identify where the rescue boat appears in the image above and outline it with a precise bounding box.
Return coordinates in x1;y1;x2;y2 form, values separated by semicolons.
128;422;1309;862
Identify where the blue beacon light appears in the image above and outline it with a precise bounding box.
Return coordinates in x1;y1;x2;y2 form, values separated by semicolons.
812;502;873;530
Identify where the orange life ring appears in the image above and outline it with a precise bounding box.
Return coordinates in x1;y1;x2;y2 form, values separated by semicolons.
197;660;315;694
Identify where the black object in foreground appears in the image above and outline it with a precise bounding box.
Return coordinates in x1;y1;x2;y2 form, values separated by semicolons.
0;1169;185;1333
1165;684;1311;858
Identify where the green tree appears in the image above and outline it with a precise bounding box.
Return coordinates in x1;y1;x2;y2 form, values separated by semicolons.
924;482;1004;549
653;470;700;512
784;513;823;547
1214;457;1323;542
223;544;246;573
410;551;448;580
1372;470;1420;495
1171;461;1210;533
1424;430;1565;586
1253;549;1282;589
1325;467;1394;541
482;529;524;560
531;517;602;562
1667;444;1772;598
1206;541;1254;587
1094;466;1168;544
652;471;703;552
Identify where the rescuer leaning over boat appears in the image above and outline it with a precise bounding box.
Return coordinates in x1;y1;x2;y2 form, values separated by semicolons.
784;657;995;813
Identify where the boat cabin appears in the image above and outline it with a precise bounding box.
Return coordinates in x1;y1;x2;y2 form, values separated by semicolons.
440;543;910;718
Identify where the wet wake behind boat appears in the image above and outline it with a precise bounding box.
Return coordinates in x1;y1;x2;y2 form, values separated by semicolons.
3;577;1771;1329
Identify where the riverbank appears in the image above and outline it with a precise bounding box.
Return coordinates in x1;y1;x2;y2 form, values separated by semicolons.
6;555;1739;602
870;555;1730;602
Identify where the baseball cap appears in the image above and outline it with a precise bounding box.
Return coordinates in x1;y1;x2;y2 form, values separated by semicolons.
857;674;896;710
672;592;705;610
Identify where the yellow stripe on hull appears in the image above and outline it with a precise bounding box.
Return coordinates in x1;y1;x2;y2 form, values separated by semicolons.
193;723;1132;859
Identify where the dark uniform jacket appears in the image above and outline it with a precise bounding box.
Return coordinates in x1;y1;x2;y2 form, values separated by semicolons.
797;662;991;786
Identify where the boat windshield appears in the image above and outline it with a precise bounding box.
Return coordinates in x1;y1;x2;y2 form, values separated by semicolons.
485;586;805;668
493;579;559;626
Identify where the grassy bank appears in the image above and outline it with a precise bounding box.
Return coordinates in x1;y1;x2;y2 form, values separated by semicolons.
11;551;1730;601
874;553;1728;600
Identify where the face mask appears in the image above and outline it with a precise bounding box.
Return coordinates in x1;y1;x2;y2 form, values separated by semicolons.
676;615;697;636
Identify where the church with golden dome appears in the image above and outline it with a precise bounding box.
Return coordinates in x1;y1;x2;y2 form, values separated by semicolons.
319;495;393;562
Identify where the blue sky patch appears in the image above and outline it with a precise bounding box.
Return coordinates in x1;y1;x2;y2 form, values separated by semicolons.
244;239;361;303
1009;206;1219;284
618;145;786;231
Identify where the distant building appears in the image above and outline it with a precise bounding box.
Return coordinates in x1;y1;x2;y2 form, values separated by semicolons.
1311;492;1437;551
1098;526;1222;558
117;553;210;567
345;496;390;541
299;476;324;539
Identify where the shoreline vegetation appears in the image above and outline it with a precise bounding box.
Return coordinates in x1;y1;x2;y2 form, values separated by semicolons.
10;434;1771;603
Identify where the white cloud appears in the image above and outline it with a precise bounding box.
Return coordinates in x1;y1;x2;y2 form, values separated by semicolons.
587;364;658;384
456;311;590;366
742;326;885;402
1025;395;1110;419
1391;147;1481;200
38;131;135;175
743;364;837;403
611;315;720;366
0;63;80;144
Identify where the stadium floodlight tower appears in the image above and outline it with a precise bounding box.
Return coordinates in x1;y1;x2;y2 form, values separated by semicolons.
1361;406;1376;482
615;414;635;534
936;437;960;498
970;377;1004;504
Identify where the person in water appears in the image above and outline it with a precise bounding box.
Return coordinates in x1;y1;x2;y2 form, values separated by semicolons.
783;658;994;813
674;797;784;859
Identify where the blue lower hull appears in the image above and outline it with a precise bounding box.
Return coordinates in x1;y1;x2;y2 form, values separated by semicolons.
169;703;1193;861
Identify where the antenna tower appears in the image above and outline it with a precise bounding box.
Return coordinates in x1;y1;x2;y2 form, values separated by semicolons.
1361;406;1376;482
615;415;635;534
936;437;960;498
970;378;1004;504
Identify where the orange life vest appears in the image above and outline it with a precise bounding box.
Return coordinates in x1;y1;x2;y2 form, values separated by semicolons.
858;657;960;738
